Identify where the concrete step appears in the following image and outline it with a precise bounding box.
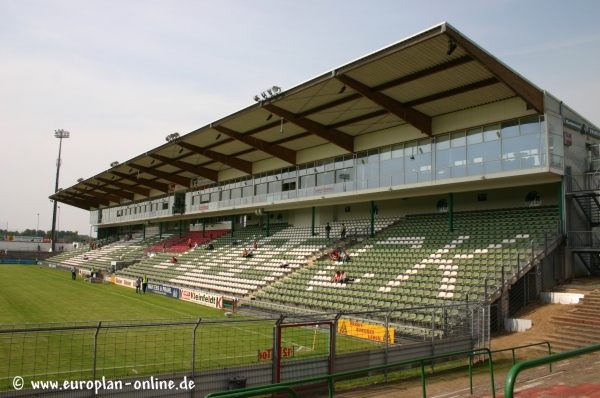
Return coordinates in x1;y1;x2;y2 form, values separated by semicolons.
552;315;600;326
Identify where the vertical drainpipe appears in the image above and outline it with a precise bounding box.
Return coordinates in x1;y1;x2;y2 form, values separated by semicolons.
370;201;375;238
266;212;270;237
449;193;454;233
311;207;315;237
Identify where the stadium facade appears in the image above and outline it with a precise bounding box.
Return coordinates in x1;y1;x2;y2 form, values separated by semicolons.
51;22;600;280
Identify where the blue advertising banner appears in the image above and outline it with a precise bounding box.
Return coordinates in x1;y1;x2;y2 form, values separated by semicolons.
147;283;180;299
1;259;38;264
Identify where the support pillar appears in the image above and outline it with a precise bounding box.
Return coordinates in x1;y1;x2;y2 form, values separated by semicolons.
179;220;182;238
231;215;235;238
449;193;454;233
143;224;146;240
159;222;162;239
370;201;375;238
311;207;315;237
266;212;270;238
202;218;206;238
558;180;563;234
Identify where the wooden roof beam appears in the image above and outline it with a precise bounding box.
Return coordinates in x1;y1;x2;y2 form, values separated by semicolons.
110;171;168;192
444;25;544;113
263;104;354;153
177;142;252;174
95;178;150;197
129;163;190;187
403;78;500;108
59;198;92;211
336;74;432;137
148;154;218;182
82;182;134;201
73;188;121;204
213;125;296;165
60;193;103;209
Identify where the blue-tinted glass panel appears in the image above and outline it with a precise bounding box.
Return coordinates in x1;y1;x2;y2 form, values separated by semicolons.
501;120;519;138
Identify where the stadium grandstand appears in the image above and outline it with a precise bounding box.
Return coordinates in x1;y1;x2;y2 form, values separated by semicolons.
41;21;600;395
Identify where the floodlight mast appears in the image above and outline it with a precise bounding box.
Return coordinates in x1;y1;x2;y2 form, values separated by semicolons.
51;129;70;252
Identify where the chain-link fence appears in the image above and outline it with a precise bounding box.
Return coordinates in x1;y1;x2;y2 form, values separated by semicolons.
0;303;488;397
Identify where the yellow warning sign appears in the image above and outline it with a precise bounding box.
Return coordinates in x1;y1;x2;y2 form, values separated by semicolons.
337;319;394;344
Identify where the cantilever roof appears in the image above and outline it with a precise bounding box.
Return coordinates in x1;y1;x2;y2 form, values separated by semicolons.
51;22;545;211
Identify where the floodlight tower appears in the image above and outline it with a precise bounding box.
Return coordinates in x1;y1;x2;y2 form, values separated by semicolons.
51;129;70;252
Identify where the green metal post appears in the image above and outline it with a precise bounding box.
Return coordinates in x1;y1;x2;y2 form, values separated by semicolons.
159;222;162;239
231;215;235;238
370;201;375;238
202;218;206;238
449;192;454;233
143;224;146;240
129;224;132;235
179;220;182;238
266;212;270;237
311;207;315;237
558;180;563;233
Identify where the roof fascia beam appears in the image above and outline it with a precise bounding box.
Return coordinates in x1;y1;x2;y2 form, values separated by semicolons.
148;154;218;182
82;182;134;200
403;77;500;108
176;142;252;174
110;171;168;192
213;125;296;165
262;104;354;153
129;163;190;187
95;178;150;197
74;188;120;204
335;74;432;137
444;25;544;113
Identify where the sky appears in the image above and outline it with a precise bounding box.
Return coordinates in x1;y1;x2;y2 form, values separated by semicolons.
1;0;599;237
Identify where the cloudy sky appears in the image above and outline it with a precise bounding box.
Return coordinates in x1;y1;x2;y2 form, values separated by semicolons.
1;0;599;236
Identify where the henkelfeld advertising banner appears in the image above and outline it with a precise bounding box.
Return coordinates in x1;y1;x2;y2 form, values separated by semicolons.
180;288;223;309
147;283;180;299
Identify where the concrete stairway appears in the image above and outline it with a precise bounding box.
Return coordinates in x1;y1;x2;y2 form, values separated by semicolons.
527;291;600;353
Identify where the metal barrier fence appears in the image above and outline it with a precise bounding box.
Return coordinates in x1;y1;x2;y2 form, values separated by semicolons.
0;303;487;397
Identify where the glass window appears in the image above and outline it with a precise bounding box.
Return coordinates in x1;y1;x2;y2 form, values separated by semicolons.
451;131;466;147
466;127;483;145
380;158;403;176
344;154;354;168
392;144;403;158
356;164;369;181
298;164;306;176
282;178;296;192
268;181;282;193
435;135;450;151
242;186;253;198
404;141;416;157
299;175;315;188
255;183;267;196
201;194;210;203
368;149;379;163
210;192;220;202
324;158;334;171
380;146;391;161
436;149;450;168
316;171;335;186
501;119;519;138
334;157;344;169
540;115;546;135
314;160;324;173
418;139;431;153
221;190;230;201
356;151;367;164
483;124;501;141
336;167;354;183
520;115;540;135
231;188;241;199
162;202;168;210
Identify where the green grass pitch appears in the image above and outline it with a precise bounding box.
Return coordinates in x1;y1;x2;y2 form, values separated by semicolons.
0;264;379;389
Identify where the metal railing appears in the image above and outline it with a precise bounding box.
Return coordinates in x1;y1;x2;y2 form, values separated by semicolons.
567;231;600;248
205;347;496;398
566;174;600;192
490;342;552;372
504;343;600;398
484;221;563;302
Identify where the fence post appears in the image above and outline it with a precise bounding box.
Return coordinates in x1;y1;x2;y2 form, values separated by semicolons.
92;321;101;396
384;311;390;382
501;263;505;293
484;277;488;301
272;315;285;385
517;253;521;279
191;317;202;398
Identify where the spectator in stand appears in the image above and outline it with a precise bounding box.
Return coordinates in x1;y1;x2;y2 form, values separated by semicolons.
325;223;331;239
252;242;258;249
340;223;347;239
280;257;289;268
330;271;342;283
339;270;350;283
329;250;339;261
339;251;347;263
193;242;198;250
171;256;178;263
277;213;283;222
206;243;214;250
162;243;166;253
187;238;192;249
242;248;249;257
